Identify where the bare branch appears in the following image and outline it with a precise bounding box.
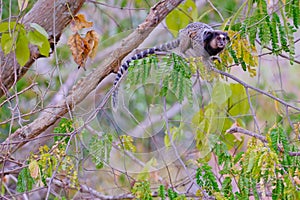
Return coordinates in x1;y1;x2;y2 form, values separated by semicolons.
289;152;300;156
226;126;267;142
210;67;300;112
0;82;38;108
226;126;300;156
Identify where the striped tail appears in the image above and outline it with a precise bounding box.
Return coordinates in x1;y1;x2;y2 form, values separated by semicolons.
112;39;180;109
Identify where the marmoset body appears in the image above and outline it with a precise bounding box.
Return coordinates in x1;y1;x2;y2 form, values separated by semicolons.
112;22;229;108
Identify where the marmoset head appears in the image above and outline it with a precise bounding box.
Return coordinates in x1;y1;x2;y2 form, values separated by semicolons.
203;30;230;56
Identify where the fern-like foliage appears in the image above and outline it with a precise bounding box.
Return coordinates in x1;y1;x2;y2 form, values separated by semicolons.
127;53;193;105
236;0;299;65
53;118;74;146
221;177;234;200
118;135;136;152
214;141;232;175
131;181;153;200
218;30;258;77
158;185;166;200
157;53;193;104
16;167;35;193
89;134;113;169
167;188;177;200
196;163;220;195
127;55;158;86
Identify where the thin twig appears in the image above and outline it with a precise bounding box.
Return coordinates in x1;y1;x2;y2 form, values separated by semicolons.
210;67;300;112
0;83;38;108
245;87;261;133
207;0;224;21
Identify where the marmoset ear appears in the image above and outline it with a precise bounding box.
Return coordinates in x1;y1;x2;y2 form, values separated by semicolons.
203;30;214;42
225;32;230;42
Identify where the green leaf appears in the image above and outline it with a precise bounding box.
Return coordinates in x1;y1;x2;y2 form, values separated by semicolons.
166;0;197;36
27;30;50;56
197;9;213;21
228;84;249;116
53;118;73;145
27;31;44;46
120;0;127;7
246;150;256;173
0;22;17;32
166;10;189;37
132;181;153;199
1;33;14;55
16;32;30;66
119;135;136;152
89;134;113;169
181;0;197;21
164;126;183;148
211;81;232;106
137;158;156;181
30;23;48;38
158;185;166;200
16;168;34;193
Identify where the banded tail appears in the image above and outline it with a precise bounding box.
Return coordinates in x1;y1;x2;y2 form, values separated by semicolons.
112;39;180;109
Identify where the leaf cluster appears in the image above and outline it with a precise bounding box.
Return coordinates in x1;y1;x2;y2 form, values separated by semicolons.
16;143;79;193
0;22;50;66
127;53;193;106
196;124;300;200
67;14;99;70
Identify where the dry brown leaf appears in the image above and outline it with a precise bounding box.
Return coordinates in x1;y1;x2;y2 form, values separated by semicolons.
70;14;93;32
68;33;87;69
85;30;99;59
68;27;99;70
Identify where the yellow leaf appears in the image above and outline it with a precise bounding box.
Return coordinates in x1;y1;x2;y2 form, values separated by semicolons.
29;160;39;179
272;92;284;116
236;41;242;58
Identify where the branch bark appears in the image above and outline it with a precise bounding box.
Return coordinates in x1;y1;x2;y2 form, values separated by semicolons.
0;0;85;98
227;126;300;156
0;0;184;158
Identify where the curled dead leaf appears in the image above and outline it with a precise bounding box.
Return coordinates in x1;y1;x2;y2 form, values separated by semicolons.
85;30;99;59
68;33;86;69
70;14;93;32
67;14;99;70
67;31;99;70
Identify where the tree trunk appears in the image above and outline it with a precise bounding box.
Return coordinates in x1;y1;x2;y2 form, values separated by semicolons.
0;0;85;98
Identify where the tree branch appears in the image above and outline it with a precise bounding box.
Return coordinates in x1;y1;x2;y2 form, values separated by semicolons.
210;67;300;112
0;0;184;158
226;126;300;156
226;126;267;142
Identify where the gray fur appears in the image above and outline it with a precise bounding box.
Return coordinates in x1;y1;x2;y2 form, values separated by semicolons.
112;22;229;108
